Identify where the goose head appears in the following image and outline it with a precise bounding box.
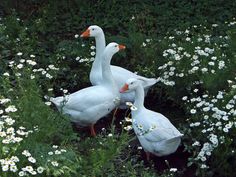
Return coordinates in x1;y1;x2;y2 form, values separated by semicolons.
119;78;141;93
80;25;103;38
104;42;126;57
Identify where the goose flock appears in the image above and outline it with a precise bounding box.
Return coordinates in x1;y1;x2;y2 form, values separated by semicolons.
50;25;183;160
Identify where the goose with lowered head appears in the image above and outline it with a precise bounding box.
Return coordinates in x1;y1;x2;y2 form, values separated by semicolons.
120;78;183;160
50;42;125;136
81;25;157;108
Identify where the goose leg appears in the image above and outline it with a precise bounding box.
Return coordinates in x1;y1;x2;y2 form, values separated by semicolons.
145;151;151;161
90;124;96;137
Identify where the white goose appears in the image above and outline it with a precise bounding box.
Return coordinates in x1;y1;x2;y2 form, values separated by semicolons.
50;43;125;136
80;25;157;108
120;78;183;160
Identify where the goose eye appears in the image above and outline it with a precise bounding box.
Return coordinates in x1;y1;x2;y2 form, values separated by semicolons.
131;82;133;85
92;28;95;31
115;45;118;47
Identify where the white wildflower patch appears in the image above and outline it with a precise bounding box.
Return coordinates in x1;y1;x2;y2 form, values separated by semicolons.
133;119;157;136
108;133;113;137
170;168;178;172
26;60;37;66
0;95;70;176
0;98;11;104
156;21;236;171
17;52;23;56
130;105;138;111
124;125;132;131
125;102;138;111
74;34;79;38
5;105;18;113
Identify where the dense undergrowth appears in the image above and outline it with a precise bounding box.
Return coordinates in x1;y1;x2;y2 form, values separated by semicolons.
0;0;236;176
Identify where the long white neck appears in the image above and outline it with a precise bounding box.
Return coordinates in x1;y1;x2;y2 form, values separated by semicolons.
95;33;106;58
90;33;106;84
101;51;118;93
133;84;145;111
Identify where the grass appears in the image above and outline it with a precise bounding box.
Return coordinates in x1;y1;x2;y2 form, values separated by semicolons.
1;1;236;176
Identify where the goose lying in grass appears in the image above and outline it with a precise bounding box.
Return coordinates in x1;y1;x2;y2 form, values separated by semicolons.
120;78;183;160
81;25;157;108
50;43;125;136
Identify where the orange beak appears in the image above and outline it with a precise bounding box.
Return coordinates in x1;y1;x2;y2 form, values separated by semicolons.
80;29;90;37
119;83;129;93
118;44;126;50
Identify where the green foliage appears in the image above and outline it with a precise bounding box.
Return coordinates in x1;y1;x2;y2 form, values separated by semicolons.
1;0;236;176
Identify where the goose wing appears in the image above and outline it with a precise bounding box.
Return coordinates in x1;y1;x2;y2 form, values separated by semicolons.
134;111;183;143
